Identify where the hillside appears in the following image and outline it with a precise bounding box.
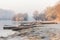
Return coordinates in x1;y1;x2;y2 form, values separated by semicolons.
0;9;15;20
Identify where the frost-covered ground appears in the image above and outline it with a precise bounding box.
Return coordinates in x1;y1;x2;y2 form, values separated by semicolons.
0;27;60;40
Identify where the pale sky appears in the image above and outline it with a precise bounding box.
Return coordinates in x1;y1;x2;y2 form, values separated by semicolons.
0;0;60;13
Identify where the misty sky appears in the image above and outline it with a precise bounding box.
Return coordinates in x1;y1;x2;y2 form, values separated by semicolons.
0;0;60;14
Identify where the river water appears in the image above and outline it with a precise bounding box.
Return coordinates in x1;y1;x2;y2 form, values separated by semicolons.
0;20;60;40
0;20;16;37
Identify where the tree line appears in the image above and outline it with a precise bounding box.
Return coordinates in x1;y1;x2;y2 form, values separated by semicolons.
12;2;60;21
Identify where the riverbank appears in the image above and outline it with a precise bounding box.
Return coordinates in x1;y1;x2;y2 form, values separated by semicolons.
0;20;60;40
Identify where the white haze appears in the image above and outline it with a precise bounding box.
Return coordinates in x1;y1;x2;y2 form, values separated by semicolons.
0;0;60;14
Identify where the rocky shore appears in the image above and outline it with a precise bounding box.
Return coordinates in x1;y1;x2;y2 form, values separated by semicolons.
0;26;60;40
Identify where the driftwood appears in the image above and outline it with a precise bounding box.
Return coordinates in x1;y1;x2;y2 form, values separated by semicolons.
3;21;57;31
3;25;41;31
34;21;57;24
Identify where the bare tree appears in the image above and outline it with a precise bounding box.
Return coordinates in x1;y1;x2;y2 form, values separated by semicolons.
23;13;28;21
12;13;28;21
44;6;58;21
12;13;23;21
33;11;40;20
39;13;46;21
